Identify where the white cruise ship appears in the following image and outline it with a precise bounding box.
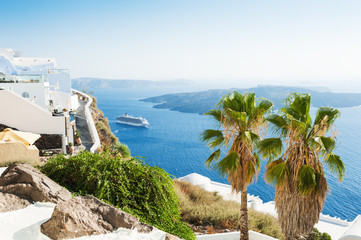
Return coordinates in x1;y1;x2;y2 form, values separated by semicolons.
116;113;149;127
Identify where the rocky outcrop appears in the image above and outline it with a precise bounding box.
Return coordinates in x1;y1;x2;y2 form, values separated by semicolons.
0;192;31;212
0;164;72;203
41;195;155;239
41;195;183;240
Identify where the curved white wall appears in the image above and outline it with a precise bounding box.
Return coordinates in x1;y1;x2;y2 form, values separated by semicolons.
0;90;65;135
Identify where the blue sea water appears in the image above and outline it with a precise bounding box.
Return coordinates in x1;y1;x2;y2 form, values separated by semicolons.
93;87;361;221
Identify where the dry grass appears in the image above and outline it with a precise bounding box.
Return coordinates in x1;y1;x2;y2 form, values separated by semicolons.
174;180;282;239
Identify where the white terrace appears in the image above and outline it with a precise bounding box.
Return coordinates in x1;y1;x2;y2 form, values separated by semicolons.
0;48;80;152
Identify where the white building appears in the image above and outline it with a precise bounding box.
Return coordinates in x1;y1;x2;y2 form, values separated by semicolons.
0;48;80;152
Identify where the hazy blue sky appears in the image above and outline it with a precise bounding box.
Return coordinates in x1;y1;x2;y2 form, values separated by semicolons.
1;0;360;91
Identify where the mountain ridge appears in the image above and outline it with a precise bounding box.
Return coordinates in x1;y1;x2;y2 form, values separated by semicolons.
141;85;361;114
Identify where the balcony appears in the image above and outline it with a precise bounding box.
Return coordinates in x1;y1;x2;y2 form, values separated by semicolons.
0;74;44;83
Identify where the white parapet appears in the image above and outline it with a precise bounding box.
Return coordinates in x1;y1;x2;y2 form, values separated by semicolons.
0;89;65;135
197;230;278;240
72;89;100;153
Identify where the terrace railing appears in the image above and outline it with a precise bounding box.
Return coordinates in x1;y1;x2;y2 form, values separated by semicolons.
0;74;44;83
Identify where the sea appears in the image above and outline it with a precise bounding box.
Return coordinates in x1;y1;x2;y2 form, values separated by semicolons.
92;86;361;222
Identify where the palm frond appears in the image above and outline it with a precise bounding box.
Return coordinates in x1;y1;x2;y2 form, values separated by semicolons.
267;114;289;136
265;158;289;186
312;136;336;154
201;129;224;148
297;165;316;195
205;149;221;167
325;153;345;181
223;92;243;112
283;93;312;126
216;152;239;176
204;109;222;122
258;138;283;162
246;157;259;183
242;130;260;144
314;107;341;128
244;92;256;114
253;152;261;169
224;109;247;127
288;118;308;134
257;99;273;114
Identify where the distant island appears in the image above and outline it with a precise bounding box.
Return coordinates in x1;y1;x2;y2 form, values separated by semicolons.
72;78;193;90
141;85;361;114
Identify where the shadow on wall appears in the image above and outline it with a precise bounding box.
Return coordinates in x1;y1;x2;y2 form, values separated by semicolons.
0;124;62;151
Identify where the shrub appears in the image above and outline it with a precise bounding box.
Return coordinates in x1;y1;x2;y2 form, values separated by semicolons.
106;142;131;159
40;151;195;240
174;180;282;238
306;228;332;240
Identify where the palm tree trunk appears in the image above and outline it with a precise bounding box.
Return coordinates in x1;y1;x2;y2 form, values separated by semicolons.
240;187;249;240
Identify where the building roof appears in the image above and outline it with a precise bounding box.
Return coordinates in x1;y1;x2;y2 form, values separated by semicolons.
339;216;361;240
0;48;57;75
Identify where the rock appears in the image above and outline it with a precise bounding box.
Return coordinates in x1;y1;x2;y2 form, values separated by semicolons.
0;192;31;212
41;195;157;240
165;233;183;240
0;164;72;204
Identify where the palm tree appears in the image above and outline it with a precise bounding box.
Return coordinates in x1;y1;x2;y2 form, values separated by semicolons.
202;91;273;240
258;93;345;239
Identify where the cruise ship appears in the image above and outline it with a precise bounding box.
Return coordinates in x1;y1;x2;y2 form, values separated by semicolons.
116;114;149;127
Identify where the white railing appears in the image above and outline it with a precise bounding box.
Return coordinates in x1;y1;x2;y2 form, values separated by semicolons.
72;89;101;153
0;74;44;83
319;214;350;227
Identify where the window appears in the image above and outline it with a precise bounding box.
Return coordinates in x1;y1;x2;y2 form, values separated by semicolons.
22;92;30;98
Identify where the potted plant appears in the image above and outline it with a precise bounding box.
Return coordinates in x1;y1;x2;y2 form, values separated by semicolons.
74;130;82;145
68;142;74;155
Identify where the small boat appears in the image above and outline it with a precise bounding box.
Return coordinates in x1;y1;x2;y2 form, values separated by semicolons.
116;113;149;127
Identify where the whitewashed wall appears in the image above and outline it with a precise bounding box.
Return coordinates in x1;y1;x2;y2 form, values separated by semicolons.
0;90;65;135
72;89;101;153
48;72;71;93
53;91;72;110
71;94;80;111
0;83;46;108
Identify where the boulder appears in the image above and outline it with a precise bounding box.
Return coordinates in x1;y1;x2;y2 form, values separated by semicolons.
0;192;31;212
165;233;183;240
41;195;155;240
0;164;72;204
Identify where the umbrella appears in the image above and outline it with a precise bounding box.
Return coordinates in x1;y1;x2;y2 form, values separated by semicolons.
0;128;40;146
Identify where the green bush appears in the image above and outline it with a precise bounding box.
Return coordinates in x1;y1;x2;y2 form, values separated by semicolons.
306;228;332;240
107;142;131;159
40;151;195;240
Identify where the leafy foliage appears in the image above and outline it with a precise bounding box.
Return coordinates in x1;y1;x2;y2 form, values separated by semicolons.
202;91;273;192
306;228;332;240
40;150;195;240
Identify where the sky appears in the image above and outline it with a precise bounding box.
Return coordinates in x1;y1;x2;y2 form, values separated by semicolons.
1;0;361;91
